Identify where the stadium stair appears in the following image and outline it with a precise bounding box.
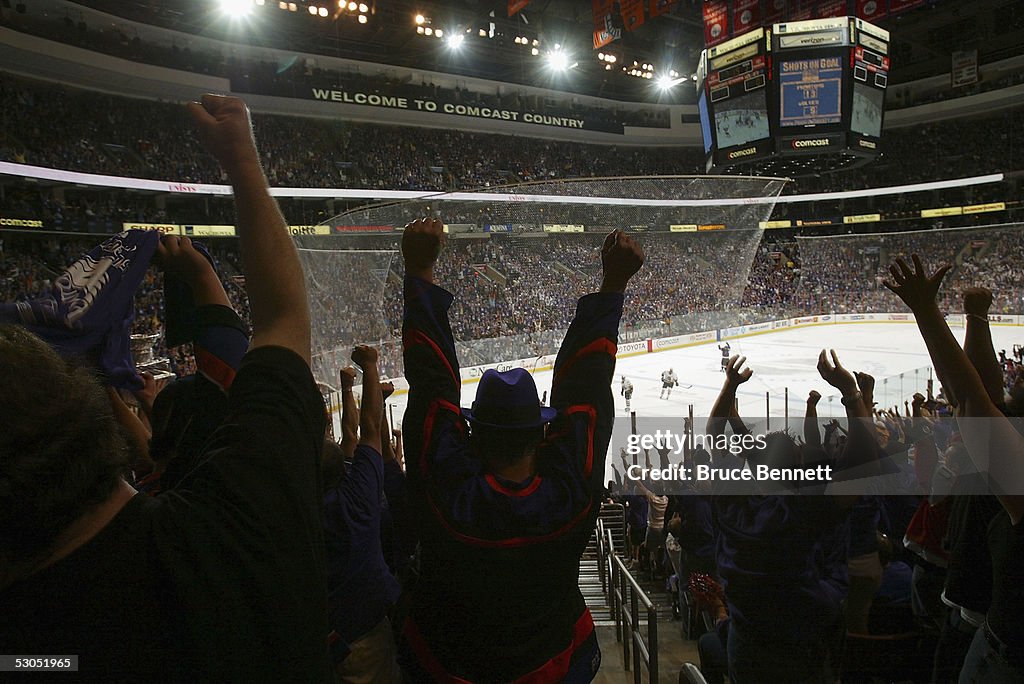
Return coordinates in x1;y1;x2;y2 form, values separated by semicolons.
582;506;675;627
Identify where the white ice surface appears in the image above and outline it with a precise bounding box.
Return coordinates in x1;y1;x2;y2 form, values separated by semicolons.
383;322;1023;480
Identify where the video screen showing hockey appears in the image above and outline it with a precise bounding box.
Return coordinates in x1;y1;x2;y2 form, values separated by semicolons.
4;1;1024;682
712;88;770;148
851;83;885;137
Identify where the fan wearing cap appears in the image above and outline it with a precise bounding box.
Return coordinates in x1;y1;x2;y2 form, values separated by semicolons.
398;218;643;683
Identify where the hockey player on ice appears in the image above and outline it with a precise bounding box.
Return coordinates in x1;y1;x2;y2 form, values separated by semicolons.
621;375;634;411
719;342;731;372
660;368;679;399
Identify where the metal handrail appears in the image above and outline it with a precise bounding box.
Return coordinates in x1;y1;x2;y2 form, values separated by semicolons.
594;519;659;683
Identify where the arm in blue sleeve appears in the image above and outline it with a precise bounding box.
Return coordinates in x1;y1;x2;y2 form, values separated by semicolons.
550;292;624;411
324;444;384;527
193;304;249;391
401;275;463;487
548;291;624;493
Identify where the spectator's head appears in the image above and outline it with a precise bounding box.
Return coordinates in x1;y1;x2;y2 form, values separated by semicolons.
1007;385;1024;419
692;446;712;469
748;430;801;471
0;325;128;569
464;368;554;468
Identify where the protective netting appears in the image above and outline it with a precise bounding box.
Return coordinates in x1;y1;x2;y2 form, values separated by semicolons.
303;176;787;383
296;245;397;388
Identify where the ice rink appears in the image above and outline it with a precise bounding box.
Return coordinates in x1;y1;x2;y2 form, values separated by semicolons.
387;321;1023;428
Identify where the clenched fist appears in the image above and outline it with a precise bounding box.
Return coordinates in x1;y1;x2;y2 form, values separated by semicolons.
402;217;445;283
600;230;644;293
186;94;260;172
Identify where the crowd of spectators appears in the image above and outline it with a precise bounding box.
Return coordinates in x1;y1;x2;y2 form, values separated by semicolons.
2;73;1023;196
3;91;1024;684
4;222;1024;382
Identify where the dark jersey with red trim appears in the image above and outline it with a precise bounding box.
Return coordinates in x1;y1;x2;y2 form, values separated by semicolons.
401;276;622;682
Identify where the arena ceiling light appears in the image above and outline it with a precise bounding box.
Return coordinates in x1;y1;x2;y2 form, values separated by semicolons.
218;0;254;17
446;33;465;49
546;49;577;72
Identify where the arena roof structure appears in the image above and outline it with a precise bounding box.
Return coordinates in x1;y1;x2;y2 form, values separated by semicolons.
31;0;1024;103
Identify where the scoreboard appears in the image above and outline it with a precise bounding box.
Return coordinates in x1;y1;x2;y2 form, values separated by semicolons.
698;17;890;174
778;56;844;127
698;27;773;166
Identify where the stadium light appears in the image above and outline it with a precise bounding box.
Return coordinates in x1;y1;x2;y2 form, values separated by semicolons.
358;13;367;23
218;0;253;17
656;75;675;90
547;50;570;71
415;14;425;25
447;33;464;49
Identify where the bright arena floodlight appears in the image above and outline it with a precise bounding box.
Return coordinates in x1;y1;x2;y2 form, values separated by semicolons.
218;0;253;17
447;33;464;49
547;50;570;71
656;75;676;91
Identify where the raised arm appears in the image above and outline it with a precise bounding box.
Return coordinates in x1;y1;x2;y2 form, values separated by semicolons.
352;346;382;455
549;230;643;412
339;367;359;459
401;217;458;406
708;355;752;444
962;286;1006;407
816;351;882;509
400;217;462;489
884;255;1024;522
187;94;310;363
804;390;822;450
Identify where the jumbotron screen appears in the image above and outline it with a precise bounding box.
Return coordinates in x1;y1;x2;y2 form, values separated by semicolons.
778;56;844;127
698;17;889;172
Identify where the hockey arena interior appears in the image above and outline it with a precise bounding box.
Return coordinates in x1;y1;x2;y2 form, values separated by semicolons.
2;1;1024;682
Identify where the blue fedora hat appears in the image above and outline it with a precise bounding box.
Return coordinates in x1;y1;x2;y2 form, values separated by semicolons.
462;368;557;429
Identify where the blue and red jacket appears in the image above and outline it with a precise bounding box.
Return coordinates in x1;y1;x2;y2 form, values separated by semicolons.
400;275;622;683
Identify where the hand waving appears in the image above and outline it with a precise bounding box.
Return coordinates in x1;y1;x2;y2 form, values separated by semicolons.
882;255;951;313
724;355;753;388
817;349;858;396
